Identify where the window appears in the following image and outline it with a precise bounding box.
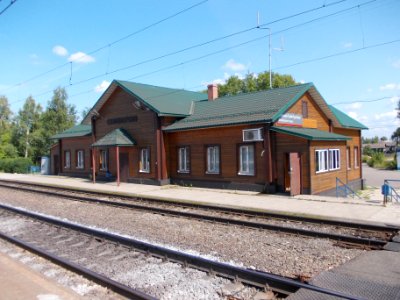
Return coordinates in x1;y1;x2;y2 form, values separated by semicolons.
206;145;220;174
64;151;71;169
140;148;150;173
99;150;108;171
329;149;340;170
76;150;84;169
302;100;308;118
346;147;351;170
315;149;328;173
178;146;190;173
354;146;359;168
238;144;255;176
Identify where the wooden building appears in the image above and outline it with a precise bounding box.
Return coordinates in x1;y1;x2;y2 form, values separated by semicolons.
51;80;367;196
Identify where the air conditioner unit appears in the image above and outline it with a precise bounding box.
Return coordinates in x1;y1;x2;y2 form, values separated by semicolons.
243;128;263;142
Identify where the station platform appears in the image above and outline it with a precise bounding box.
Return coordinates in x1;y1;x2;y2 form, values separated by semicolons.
0;252;81;300
0;172;399;227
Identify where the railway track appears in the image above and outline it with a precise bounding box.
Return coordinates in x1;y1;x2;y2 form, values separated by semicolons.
0;204;367;300
0;180;397;250
0;180;398;248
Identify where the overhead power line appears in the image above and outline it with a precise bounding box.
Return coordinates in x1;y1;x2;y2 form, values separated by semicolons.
2;0;350;94
0;0;208;92
0;0;18;16
331;96;398;105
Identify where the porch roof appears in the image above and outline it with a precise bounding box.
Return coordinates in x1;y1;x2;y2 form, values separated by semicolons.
92;128;136;147
271;126;350;141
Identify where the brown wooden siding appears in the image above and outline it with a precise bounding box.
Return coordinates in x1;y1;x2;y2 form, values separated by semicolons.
168;125;267;184
58;136;92;175
286;93;330;131
273;132;310;193
332;127;362;182
309;140;347;194
94;87;158;180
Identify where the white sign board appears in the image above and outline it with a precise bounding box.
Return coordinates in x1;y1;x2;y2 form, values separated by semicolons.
277;113;303;126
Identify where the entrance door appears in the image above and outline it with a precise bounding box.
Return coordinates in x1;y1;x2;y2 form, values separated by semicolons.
289;152;301;196
119;153;129;182
53;155;59;175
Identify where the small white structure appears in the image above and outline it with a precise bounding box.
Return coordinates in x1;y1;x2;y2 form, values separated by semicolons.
41;156;51;175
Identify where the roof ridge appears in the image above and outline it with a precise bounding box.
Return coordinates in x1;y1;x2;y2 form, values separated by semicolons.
115;79;205;95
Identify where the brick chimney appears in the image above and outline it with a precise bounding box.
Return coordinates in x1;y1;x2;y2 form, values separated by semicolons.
207;83;218;101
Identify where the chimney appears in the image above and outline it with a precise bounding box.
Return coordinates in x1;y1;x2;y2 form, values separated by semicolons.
207;83;218;101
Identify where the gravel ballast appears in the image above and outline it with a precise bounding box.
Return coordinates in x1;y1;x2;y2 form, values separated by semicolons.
0;187;364;279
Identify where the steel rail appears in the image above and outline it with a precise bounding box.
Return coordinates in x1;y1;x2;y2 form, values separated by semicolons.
0;231;157;300
0;203;367;300
0;179;397;234
0;182;392;248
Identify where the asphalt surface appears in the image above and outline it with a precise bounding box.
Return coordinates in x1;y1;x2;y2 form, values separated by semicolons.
362;163;400;188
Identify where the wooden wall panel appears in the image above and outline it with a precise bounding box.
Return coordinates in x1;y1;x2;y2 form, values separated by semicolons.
309;141;347;194
333;128;362;182
286;93;330;131
94;87;158;179
274;132;310;193
168;125;267;184
59;136;92;175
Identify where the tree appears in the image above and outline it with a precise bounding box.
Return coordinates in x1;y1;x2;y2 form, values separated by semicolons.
380;136;388;141
0;95;12;132
217;71;297;97
392;128;400;146
39;87;77;154
12;96;43;159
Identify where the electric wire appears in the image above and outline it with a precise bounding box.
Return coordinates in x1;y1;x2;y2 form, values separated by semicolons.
1;0;350;94
0;0;208;92
0;0;17;16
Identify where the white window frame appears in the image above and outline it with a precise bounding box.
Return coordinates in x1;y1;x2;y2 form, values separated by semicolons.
100;150;108;171
64;151;71;169
329;149;340;171
238;144;255;176
206;145;220;174
140;148;150;173
76;150;84;169
354;147;359;168
346;147;351;170
178;146;190;173
315;149;328;173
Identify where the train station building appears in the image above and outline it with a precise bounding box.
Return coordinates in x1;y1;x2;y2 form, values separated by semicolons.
51;80;367;196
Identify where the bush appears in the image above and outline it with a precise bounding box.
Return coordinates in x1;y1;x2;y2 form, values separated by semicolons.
0;157;32;174
367;152;385;168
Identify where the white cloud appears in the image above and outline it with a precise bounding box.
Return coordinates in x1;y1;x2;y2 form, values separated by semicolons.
374;110;397;120
366;87;373;93
53;45;68;57
94;80;110;93
223;59;247;72
392;60;400;69
68;52;95;64
343;42;353;49
299;80;306;84
379;83;400;91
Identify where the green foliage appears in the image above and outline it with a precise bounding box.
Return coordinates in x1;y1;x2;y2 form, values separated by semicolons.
40;87;77;155
363;145;373;156
0;143;18;158
367;152;385;167
217;71;297;97
0;157;32;174
391;127;400;145
0;95;12;133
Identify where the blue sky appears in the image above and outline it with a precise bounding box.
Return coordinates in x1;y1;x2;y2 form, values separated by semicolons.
0;0;399;138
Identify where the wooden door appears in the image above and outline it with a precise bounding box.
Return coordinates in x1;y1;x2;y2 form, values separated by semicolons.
119;153;129;182
289;152;301;196
53;155;59;175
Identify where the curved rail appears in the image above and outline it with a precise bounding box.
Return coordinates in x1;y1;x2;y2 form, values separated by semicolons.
0;203;367;300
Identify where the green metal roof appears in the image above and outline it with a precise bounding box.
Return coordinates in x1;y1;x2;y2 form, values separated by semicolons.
328;105;368;130
92;128;136;147
164;83;314;131
271;126;350;141
82;80;207;124
51;124;92;139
